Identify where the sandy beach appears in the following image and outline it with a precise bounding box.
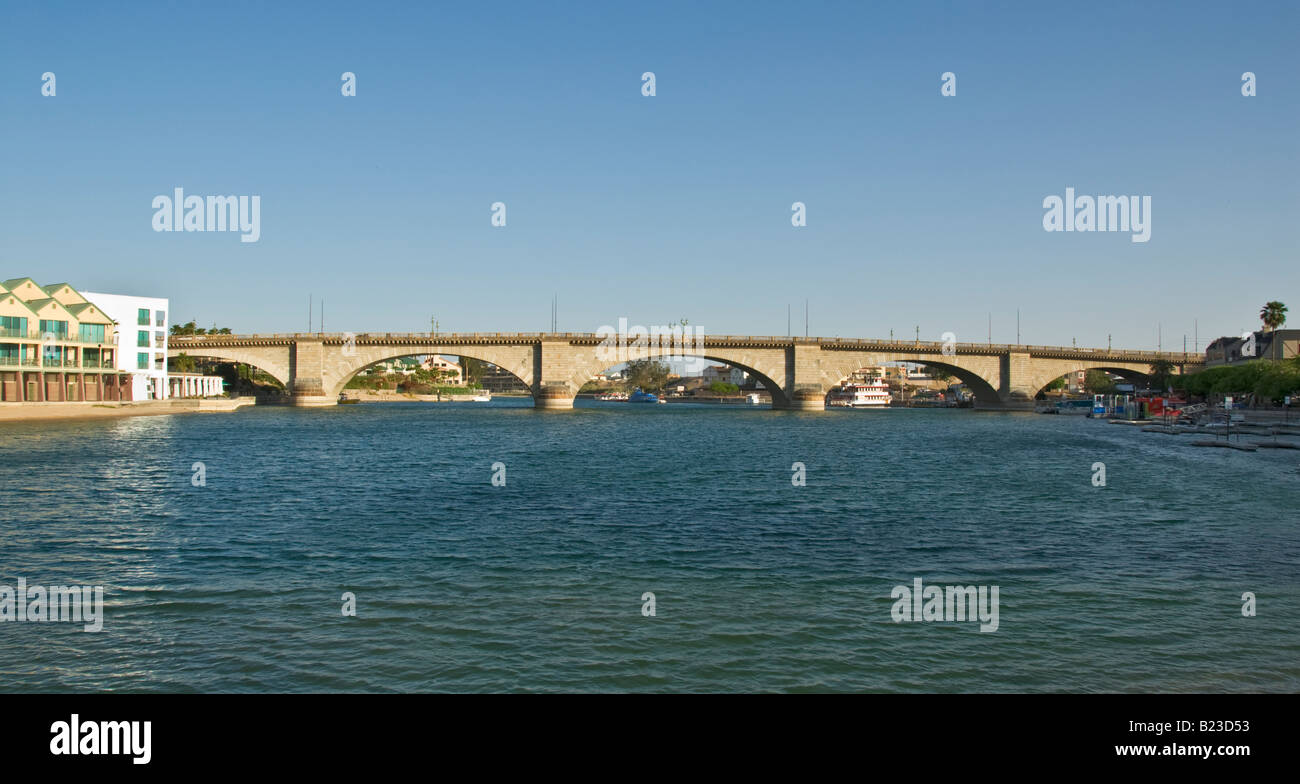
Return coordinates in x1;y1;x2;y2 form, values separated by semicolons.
0;398;253;424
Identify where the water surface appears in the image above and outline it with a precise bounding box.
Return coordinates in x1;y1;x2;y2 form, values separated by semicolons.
1;401;1296;692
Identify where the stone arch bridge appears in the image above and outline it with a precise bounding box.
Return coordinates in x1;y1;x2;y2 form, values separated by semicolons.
167;332;1201;410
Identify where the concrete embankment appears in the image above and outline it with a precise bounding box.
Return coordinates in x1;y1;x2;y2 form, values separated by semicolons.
0;397;255;423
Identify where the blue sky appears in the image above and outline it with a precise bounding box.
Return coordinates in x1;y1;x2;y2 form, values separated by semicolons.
1;1;1296;351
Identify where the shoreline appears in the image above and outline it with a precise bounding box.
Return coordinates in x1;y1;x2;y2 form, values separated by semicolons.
344;390;527;403
0;397;254;424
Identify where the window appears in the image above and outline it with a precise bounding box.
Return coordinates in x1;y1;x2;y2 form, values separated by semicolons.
0;315;26;338
138;308;150;326
154;331;166;348
138;330;150;347
79;323;105;343
0;343;19;362
39;319;68;339
155;310;166;327
137;352;149;370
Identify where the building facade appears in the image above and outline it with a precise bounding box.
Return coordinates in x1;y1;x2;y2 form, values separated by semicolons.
1206;329;1299;367
0;278;131;402
1;278;226;403
422;355;464;384
702;364;746;385
81;290;172;400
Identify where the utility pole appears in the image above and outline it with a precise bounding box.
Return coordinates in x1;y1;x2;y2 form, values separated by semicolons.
915;325;919;344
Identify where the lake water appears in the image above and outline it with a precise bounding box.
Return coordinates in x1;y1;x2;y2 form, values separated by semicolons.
1;400;1297;692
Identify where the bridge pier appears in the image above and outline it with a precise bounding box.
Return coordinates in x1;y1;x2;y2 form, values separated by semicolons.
287;338;336;405
788;388;827;411
534;384;575;409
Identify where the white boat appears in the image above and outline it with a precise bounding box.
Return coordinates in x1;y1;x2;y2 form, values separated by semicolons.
831;379;891;408
471;392;491;402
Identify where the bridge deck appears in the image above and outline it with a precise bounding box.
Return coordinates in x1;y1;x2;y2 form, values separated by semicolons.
167;332;1201;364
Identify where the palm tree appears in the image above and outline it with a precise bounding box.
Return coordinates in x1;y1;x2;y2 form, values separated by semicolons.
1149;359;1175;390
1260;301;1288;331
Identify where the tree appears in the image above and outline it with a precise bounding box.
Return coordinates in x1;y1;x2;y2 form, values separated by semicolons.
1149;359;1175;391
459;356;485;384
1043;376;1066;393
171;353;197;372
1083;370;1116;394
1260;301;1288;331
709;381;740;395
169;320;231;336
624;359;670;392
923;365;954;382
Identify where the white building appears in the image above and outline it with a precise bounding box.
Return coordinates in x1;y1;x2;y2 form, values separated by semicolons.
422;355;463;384
82;291;169;400
701;364;746;386
81;291;222;400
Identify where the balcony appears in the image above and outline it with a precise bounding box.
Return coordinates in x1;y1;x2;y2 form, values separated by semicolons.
0;356;40;368
0;356;118;370
0;327;112;345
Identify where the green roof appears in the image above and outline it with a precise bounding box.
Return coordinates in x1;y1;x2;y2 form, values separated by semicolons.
2;277;40;292
23;297;72;316
0;295;40;317
67;302;109;319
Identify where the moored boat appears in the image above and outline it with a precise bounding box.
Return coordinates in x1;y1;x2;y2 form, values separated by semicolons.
829;379;891;408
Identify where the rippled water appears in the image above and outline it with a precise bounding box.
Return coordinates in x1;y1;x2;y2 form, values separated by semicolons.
1;401;1297;692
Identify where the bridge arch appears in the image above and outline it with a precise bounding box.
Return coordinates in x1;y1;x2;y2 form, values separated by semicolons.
165;345;291;389
832;357;1001;408
1027;363;1153;398
326;344;536;399
560;344;792;408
